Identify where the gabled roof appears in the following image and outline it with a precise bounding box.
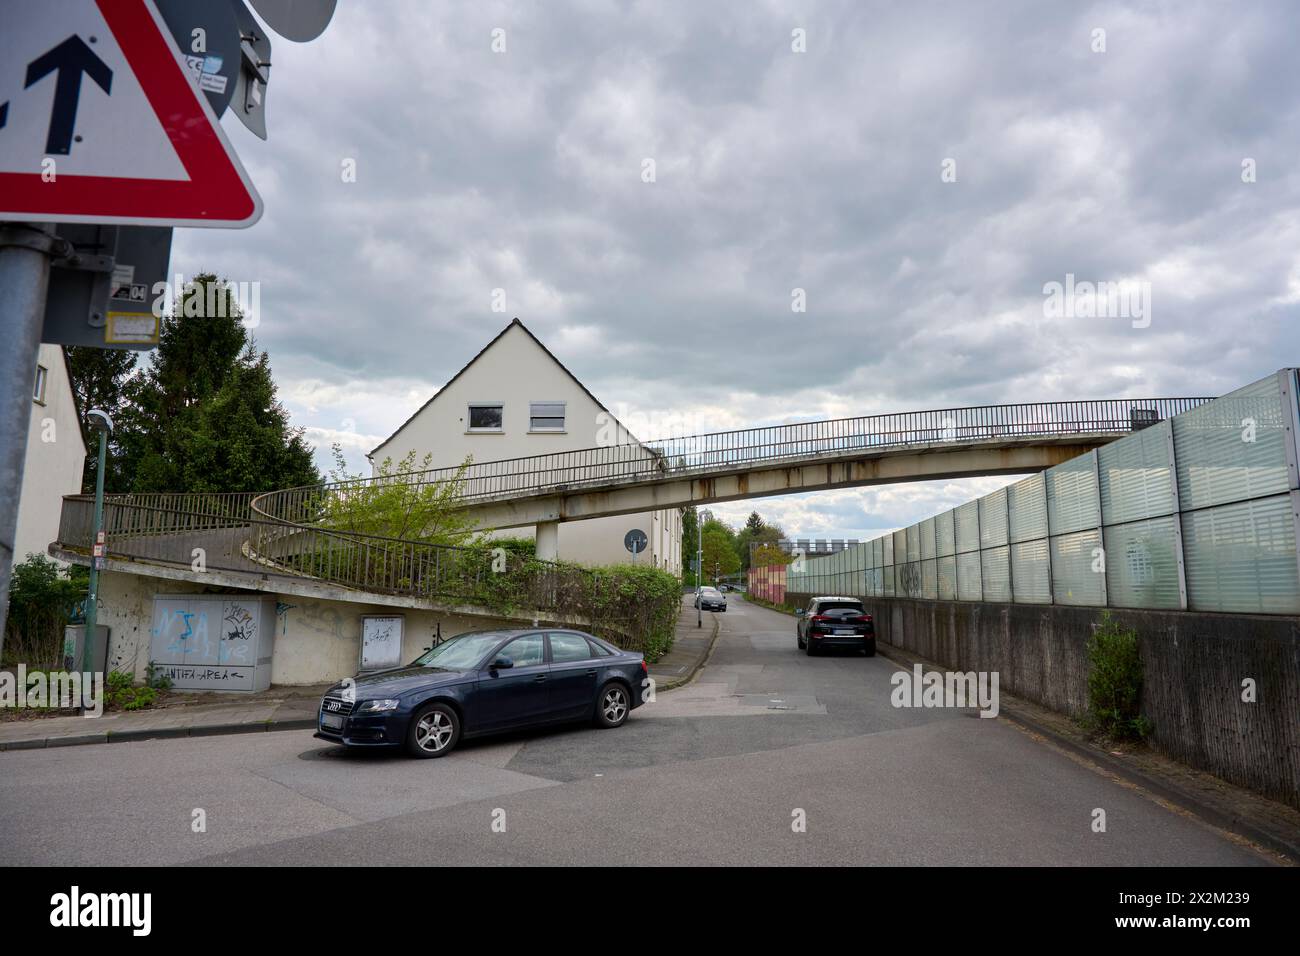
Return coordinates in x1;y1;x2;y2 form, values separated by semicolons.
56;345;88;457
369;318;632;458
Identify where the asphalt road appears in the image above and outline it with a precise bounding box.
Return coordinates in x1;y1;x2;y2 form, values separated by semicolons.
0;596;1273;865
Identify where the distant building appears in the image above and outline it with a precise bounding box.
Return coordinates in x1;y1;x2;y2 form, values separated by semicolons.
370;319;682;574
776;538;860;556
15;344;87;564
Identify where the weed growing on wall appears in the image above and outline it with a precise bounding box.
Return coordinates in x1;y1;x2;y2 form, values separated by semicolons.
1084;612;1151;741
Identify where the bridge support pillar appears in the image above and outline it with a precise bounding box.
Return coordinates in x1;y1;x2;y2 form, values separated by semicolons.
536;521;559;562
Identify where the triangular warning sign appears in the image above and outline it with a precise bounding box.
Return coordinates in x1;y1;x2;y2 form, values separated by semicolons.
0;0;262;227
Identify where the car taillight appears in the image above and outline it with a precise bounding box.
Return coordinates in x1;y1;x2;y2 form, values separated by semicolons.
640;660;648;674
854;615;872;623
810;615;830;623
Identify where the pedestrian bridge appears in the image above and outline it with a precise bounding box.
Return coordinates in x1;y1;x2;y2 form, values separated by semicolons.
53;396;1209;606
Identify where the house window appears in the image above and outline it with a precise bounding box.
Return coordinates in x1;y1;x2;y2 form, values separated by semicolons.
32;365;48;405
467;403;504;432
529;401;566;432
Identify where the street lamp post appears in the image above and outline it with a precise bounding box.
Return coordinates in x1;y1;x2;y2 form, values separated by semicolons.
82;409;113;679
696;511;702;629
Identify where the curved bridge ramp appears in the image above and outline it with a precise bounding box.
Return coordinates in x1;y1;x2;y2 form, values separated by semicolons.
53;397;1211;605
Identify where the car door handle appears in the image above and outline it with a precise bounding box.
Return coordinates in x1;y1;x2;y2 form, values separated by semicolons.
533;674;547;683
585;669;596;676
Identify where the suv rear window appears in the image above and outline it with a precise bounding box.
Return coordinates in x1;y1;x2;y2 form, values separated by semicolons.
816;600;863;613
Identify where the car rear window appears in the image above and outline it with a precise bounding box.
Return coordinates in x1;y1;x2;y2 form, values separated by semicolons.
817;601;864;613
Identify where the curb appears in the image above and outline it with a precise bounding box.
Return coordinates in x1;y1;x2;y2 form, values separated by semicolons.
0;717;318;751
998;705;1300;863
872;642;1300;863
654;614;722;692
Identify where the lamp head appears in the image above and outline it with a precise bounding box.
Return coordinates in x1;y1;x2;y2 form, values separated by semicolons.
86;409;114;434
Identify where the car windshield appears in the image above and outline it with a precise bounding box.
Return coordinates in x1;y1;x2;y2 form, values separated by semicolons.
411;632;507;670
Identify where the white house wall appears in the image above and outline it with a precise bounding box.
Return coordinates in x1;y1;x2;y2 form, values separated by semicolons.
15;344;87;564
372;322;681;573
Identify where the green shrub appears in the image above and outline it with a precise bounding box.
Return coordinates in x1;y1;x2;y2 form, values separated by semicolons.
122;687;157;711
103;670;162;711
3;555;87;669
461;552;682;661
145;661;173;691
1084;612;1150;741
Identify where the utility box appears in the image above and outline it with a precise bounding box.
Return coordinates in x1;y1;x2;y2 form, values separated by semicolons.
62;624;110;674
359;615;405;672
148;594;276;692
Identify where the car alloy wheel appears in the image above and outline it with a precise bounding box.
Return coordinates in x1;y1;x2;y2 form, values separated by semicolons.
416;711;453;752
596;684;629;728
406;702;460;758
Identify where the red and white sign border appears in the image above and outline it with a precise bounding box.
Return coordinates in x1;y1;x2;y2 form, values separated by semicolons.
0;0;262;228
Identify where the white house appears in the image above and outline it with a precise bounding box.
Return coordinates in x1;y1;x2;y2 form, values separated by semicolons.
15;344;87;564
369;319;682;574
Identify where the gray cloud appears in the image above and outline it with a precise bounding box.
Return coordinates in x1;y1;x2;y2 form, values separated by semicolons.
170;0;1300;536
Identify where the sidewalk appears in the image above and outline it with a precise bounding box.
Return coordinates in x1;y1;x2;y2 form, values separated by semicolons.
0;685;328;751
0;602;722;751
648;596;722;691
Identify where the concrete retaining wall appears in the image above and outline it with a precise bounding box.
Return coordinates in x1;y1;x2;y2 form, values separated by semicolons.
97;571;524;686
786;592;1300;809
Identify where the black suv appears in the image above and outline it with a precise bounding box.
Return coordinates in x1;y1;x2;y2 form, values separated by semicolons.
796;597;875;656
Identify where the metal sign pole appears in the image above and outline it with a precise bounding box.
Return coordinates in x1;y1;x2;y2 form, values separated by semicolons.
82;421;110;675
0;223;55;653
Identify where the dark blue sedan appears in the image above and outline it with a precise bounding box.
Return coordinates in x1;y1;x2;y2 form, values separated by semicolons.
315;628;649;758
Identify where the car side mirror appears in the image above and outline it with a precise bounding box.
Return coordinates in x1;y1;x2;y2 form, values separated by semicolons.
490;656;514;670
796;609;805;616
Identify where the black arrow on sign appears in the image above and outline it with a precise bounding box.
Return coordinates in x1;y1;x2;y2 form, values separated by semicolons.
24;35;113;155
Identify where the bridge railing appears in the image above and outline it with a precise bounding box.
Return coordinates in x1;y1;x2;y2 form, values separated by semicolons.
55;397;1214;584
57;492;258;541
251;397;1213;526
57;495;618;619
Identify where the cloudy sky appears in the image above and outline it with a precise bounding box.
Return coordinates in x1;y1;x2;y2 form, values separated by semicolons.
170;0;1300;541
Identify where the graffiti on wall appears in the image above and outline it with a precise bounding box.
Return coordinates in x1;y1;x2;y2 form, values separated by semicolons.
150;596;268;690
219;601;257;665
898;562;923;597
